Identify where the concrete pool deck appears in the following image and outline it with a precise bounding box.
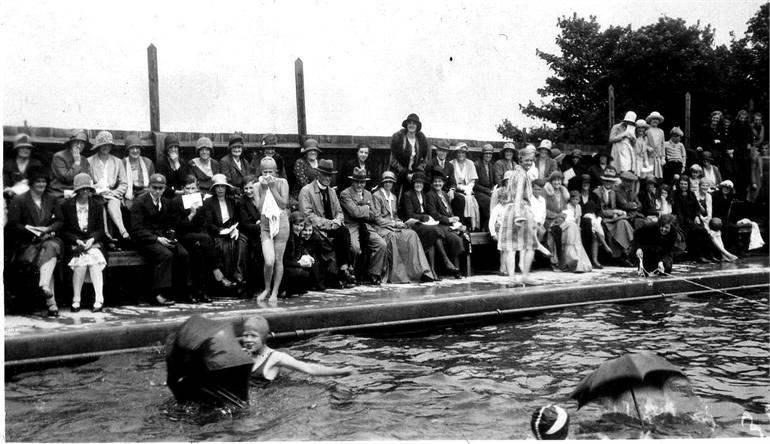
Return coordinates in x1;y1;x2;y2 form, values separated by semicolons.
5;257;769;366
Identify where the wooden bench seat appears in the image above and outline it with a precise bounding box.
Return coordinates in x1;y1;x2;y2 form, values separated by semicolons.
466;232;494;276
107;250;148;267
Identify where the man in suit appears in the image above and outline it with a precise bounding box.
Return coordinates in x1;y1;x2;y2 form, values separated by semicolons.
535;140;559;180
130;173;192;305
339;167;387;284
427;139;465;220
298;159;355;286
474;144;495;231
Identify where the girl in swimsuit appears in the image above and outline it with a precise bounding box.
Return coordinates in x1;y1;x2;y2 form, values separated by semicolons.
241;316;355;381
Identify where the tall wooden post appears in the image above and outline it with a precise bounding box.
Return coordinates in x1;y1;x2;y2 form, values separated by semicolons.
608;85;615;131
685;92;691;148
749;98;754;113
147;44;160;133
295;58;307;145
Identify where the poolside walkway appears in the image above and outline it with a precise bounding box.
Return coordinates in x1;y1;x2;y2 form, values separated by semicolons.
5;257;769;366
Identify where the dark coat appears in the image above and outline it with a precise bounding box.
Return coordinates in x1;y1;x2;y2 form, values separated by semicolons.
3;158;43;189
188;159;221;193
237;195;261;241
426;157;457;191
425;189;455;225
283;231;308;269
156;157;191;199
167;193;208;236
130;192;172;245
399;189;431;222
389;129;431;183
203;195;239;238
7;191;63;245
219;154;255;190
473;159;494;196
672;190;705;229
57;196;108;261
638;190;658;217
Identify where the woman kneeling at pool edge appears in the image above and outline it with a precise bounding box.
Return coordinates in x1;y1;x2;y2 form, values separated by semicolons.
241;316;355;381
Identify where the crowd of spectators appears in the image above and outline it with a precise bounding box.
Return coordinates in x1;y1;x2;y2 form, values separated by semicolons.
3;111;768;316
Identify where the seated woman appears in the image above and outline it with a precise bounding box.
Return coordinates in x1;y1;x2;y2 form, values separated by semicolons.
544;171;591;272
451;142;481;230
203;174;248;289
638;176;659;222
6;166;63;316
576;174;612;268
712;179;765;253
240;316;354;383
299;217;341;289
155;134;190;199
282;211;320;295
88;131;130;246
189;137;220;194
168;175;219;303
656;184;673;216
695;178;714;227
671;175;714;263
292;139;321;198
58;173;108;312
400;172;462;279
372;171;434;283
253;158;290;301
122;135;155;209
632;213;678;276
593;167;635;264
3;133;43;201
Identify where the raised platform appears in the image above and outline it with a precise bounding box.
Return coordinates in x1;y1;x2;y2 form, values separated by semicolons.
5;258;768;367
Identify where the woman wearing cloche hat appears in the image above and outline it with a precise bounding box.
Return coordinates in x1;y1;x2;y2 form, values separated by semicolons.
292;138;322;198
3;133;44;200
188;137;221;194
123;134;157;209
50;128;92;200
390;113;431;193
88;131;132;246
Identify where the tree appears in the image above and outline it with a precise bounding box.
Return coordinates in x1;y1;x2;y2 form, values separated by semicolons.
727;3;769;120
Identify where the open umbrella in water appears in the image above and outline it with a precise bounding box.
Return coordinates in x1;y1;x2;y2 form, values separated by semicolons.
570;352;686;432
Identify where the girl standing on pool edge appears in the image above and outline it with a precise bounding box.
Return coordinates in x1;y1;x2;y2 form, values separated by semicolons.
241;316;355;382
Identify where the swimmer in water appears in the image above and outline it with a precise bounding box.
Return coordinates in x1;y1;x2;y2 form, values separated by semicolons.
241;316;355;381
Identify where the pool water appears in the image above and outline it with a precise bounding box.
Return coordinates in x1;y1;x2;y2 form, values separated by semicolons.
5;290;769;441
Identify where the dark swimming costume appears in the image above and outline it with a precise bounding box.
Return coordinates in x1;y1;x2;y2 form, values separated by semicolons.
249;351;275;387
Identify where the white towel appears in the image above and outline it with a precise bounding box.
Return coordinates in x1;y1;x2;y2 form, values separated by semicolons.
261;188;282;239
738;218;765;250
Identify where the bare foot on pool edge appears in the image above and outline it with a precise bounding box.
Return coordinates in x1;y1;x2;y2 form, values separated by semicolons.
536;243;551;258
255;289;270;301
521;277;539;286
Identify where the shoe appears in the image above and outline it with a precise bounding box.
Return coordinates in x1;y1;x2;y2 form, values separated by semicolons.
198;292;212;303
92;305;103;313
366;275;382;286
447;268;462;279
47;308;60;317
71;305;80;313
154;295;175;306
420;274;436;283
591;261;604;269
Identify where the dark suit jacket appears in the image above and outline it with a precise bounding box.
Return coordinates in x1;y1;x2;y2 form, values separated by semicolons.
283;231;308;268
425;189;455;225
399;189;430;222
3;158;43;188
7;191;63;244
474;160;494;196
238;195;261;241
638;191;657;217
426;158;457;191
389;130;431;182
57;196;108;260
167;193;207;236
130;192;172;245
219;154;255;190
202;195;239;238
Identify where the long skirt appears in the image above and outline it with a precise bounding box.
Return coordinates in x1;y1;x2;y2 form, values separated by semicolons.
409;223;441;253
376;227;433;284
17;237;62;268
499;204;535;252
602;218;634;257
463;194;481;230
549;221;592;272
214;234;248;281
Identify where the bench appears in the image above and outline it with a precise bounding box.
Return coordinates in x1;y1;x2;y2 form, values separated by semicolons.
466;232;494;276
107;250;148;267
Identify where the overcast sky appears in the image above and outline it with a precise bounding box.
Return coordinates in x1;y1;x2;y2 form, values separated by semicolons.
1;0;764;141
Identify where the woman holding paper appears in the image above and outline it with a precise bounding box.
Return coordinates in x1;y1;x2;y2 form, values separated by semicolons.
253;157;290;301
203;174;248;291
399;172;462;279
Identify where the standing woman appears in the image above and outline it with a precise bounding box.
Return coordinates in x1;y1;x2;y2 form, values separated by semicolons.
389;113;431;194
498;166;539;286
451;142;481;230
203;174;248;289
292;139;321;198
253;157;290;301
3;133;43;200
50;129;91;201
645;111;666;180
58;173;108;312
671;175;713;263
87;131;130;245
7;166;63;316
492;142;517;187
372;171;434;283
188;137;220;194
123;134;155;209
155;134;190;199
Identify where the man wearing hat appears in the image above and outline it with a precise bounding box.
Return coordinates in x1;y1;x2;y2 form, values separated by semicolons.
535;140;558;180
473;144;496;230
4;133;44;200
50;128;91;200
251;133;287;179
130;173;192;306
339;167;386;284
390;113;431;192
220;133;256;191
609;111;637;174
616;171;645;229
298;159;356;286
427;139;465;217
492;142;518;186
156;134;191;199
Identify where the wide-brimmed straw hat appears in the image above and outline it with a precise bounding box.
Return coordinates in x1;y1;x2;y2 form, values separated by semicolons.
620;171;638;181
401;113;422;131
454;142;469;152
210;173;232;189
301;138;321;154
719;180;734;189
436;139;451;151
635;119;649;129
646;111;664;123
600;167;620;183
380;171;397;184
73;173;96;193
314;159;337;175
93;131;116;151
13;133;35;151
538;140;553;151
349;167;370;182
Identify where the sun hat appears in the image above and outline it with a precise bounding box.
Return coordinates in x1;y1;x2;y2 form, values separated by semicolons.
635;119;649;129
149;173;167;186
228;133;244;147
646;111;664;124
620;171;638;181
195;137;213;154
600;167;620;183
124;134;142;151
401;113;422;131
349;166;370;182
27;165;50;183
380;171;397;184
243;316;271;339
262;133;278;148
622;111;637;124
164;134;181;152
66;129;89;146
314;159;337;175
531;404;570;440
301;138;321;154
93;131;116;151
547;171;563;182
482;144;495;154
538;140;553;151
72;173;96;193
502;142;516;152
13;133;34;151
719;180;734;189
211;173;232;189
670;127;684;137
260;157;277;172
454;142;469;152
520;144;537;157
436;139;452;151
289;211;305;225
411;172;428;184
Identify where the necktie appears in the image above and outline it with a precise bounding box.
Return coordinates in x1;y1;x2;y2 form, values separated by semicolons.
321;188;333;220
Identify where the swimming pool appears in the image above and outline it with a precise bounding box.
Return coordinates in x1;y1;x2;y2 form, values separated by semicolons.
5;290;768;440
